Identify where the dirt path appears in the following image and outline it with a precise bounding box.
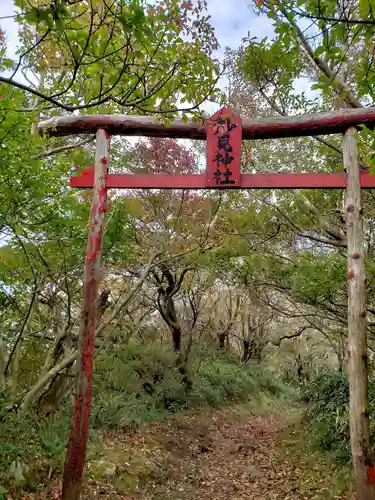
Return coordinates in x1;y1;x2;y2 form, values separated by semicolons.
147;412;295;500
38;403;354;500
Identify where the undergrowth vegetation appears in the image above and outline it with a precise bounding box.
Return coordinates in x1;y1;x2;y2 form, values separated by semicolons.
302;370;375;463
92;344;290;429
0;343;289;495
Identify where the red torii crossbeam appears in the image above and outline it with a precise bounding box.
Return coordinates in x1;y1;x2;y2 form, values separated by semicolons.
36;105;375;500
38;106;375;190
71;171;375;190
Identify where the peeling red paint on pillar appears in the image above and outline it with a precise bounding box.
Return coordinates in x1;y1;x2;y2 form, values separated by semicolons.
61;129;110;500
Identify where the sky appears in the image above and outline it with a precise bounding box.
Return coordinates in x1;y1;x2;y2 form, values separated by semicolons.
1;0;20;55
206;1;274;51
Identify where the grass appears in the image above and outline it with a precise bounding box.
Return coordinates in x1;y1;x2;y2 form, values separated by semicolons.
274;408;354;499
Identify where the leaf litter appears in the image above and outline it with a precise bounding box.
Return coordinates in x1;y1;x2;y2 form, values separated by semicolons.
20;404;354;500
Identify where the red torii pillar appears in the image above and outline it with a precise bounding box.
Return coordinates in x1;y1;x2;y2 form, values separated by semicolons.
61;129;110;500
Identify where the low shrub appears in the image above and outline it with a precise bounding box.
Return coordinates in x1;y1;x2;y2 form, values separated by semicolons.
196;359;257;402
91;343;188;429
301;370;375;463
0;406;72;493
0;391;101;493
92;343;290;426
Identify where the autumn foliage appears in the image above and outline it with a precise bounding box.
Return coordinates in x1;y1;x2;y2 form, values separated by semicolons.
129;137;199;175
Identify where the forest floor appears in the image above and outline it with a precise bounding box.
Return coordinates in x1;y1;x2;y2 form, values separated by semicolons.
33;399;354;500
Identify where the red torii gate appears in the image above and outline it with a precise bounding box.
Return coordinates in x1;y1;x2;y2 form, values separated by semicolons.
37;106;375;500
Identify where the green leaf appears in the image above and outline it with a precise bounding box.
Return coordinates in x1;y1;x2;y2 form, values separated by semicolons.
2;58;14;69
359;0;370;18
314;46;326;57
267;10;277;20
132;5;145;25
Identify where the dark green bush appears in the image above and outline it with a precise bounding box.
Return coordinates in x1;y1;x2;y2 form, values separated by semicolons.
93;344;286;428
91;343;289;429
301;370;375;463
91;343;188;429
0;393;101;493
0;407;73;492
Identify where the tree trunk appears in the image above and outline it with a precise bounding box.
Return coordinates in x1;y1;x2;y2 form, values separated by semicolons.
242;340;250;363
10;339;22;396
344;127;375;500
171;324;182;352
176;352;193;392
158;291;193;390
0;337;6;389
297;357;304;384
218;332;227;349
61;129;110;500
159;293;182;352
37;366;75;415
167;299;182;353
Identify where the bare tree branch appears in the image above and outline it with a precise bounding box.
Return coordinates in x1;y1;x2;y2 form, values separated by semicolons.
32;136;95;159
